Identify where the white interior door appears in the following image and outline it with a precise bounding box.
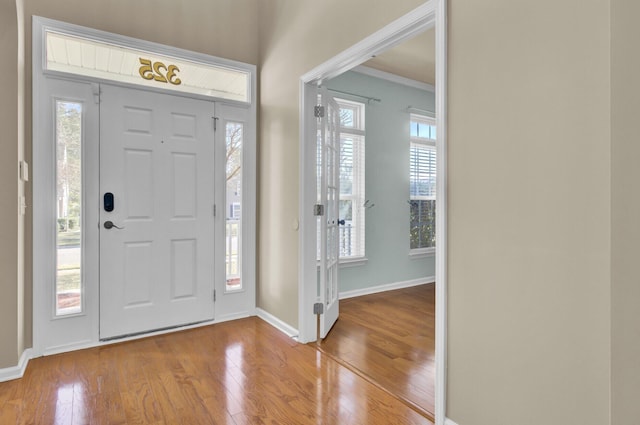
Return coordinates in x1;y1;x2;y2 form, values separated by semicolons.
318;87;341;338
99;85;216;339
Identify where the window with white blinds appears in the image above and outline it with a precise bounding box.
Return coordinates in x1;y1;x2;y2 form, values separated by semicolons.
337;98;366;259
409;114;436;251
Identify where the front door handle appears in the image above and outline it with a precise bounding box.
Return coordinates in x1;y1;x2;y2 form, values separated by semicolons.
104;221;124;230
338;219;346;225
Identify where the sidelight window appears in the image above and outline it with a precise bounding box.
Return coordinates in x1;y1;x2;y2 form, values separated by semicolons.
55;100;83;316
226;122;243;291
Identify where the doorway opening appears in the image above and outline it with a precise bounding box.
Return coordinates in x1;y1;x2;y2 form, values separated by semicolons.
298;1;447;423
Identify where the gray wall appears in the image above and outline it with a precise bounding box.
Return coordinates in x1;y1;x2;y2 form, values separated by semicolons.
0;0;23;368
327;71;435;293
258;0;425;329
446;1;610;423
612;0;640;422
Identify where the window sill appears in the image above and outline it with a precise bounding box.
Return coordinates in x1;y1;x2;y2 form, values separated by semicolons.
316;257;368;269
339;257;368;268
409;248;435;259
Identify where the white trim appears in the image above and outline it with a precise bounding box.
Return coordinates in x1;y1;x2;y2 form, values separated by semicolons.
41;313;254;357
298;1;447;424
339;278;434;300
256;308;299;339
445;419;460;425
353;65;435;92
316;257;369;269
298;79;317;345
0;349;33;383
409;248;436;259
408;106;436;118
435;0;448;424
339;257;368;268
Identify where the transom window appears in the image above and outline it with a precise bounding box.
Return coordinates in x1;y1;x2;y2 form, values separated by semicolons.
409;113;436;253
45;31;250;102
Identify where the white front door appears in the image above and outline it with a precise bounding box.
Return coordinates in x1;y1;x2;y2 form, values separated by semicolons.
318;87;341;338
99;85;216;339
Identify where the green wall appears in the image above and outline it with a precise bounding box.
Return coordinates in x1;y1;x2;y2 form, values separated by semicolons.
327;70;435;294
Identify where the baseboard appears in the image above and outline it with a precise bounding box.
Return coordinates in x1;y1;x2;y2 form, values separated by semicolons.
339;276;435;300
43;340;98;357
0;348;33;383
445;418;460;425
256;308;299;339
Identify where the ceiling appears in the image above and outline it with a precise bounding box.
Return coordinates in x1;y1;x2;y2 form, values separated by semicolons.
363;28;435;85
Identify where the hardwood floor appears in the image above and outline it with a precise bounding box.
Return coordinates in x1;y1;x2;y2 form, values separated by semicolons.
0;317;433;425
318;284;435;419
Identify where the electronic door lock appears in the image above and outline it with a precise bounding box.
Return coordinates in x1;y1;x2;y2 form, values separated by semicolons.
103;192;114;212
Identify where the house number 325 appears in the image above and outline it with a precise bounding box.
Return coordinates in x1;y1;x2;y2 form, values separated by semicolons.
138;58;182;85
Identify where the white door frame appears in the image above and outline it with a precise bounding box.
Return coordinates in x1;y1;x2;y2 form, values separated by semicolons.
32;17;257;356
297;1;447;423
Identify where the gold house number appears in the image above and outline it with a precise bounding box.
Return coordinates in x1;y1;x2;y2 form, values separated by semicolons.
138;58;182;85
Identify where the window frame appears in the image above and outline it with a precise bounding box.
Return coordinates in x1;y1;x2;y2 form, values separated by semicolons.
409;113;436;257
336;97;366;262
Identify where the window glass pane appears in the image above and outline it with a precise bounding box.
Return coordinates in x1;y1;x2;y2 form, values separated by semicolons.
418;122;429;138
56;101;82;316
339;199;352;221
410;200;436;249
226;122;243;291
430;125;437;139
410;121;418;138
409;144;436;198
340;136;354;195
339;200;354;257
340;108;354;128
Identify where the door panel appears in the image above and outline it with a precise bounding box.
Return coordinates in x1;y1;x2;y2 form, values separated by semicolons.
99;85;215;339
319;87;341;338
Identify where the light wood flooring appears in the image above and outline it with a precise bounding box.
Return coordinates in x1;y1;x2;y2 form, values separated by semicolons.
0;317;433;425
318;284;435;419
